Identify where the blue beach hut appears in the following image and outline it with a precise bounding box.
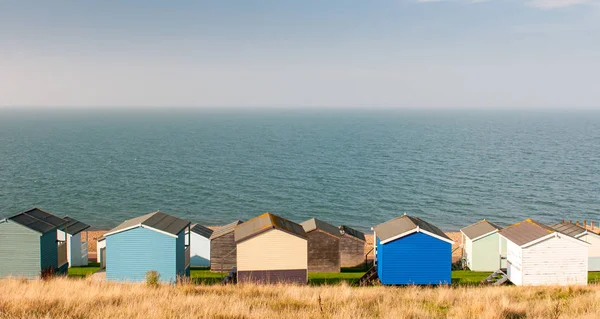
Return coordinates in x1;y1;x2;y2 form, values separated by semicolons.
104;211;191;283
373;214;453;285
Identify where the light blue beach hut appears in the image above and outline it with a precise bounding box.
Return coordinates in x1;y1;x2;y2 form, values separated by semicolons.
104;211;191;283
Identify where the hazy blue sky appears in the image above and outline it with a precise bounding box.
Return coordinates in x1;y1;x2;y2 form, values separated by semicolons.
1;1;599;109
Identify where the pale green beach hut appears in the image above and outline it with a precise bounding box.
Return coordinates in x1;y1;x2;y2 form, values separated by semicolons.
460;220;505;272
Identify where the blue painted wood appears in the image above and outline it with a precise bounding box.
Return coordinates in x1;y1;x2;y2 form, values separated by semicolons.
175;228;187;277
106;227;178;283
377;232;451;285
40;229;58;272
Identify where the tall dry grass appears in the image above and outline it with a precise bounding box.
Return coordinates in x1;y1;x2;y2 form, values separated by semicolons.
1;278;600;319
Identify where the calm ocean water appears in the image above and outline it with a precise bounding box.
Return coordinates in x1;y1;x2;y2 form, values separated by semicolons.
0;109;599;232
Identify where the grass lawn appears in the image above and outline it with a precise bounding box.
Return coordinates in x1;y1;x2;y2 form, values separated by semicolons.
68;262;101;278
190;268;227;285
589;272;600;284
308;271;365;285
451;270;492;285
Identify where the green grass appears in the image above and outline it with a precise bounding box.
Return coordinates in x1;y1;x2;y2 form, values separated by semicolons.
451;270;492;285
308;271;365;285
190;268;227;285
588;272;600;284
68;262;101;278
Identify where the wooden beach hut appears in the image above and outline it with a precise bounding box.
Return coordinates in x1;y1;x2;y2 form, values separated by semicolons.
300;218;341;273
188;223;213;267
552;221;600;272
104;211;191;283
0;208;69;278
499;219;589;286
373;214;453;285
235;213;308;284
57;217;90;267
210;220;243;272
460;220;504;271
339;225;367;268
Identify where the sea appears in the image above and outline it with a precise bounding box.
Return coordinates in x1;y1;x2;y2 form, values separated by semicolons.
0;108;599;232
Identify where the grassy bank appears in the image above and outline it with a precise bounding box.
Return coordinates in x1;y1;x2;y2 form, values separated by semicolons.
1;278;600;318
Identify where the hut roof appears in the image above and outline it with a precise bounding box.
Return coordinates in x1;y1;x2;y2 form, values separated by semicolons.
63;216;91;235
339;225;366;242
210;220;244;240
551;222;588;237
6;208;68;234
104;211;190;237
300;218;340;238
190;223;213;239
460;220;502;240
373;214;452;244
235;213;306;243
499;219;556;246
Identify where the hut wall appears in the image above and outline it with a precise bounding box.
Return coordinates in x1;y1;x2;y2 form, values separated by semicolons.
339;236;365;268
0;221;41;278
190;233;211;267
505;239;523;286
470;233;501;272
307;230;340;273
521;236;587;286
580;234;600;271
210;232;237;272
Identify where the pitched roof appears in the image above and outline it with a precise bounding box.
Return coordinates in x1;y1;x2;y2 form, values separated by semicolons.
551;222;587;237
7;208;68;234
300;218;340;237
190;223;213;239
210;220;244;240
460;220;502;240
234;213;307;243
499;219;556;246
373;214;452;244
63;216;90;235
104;211;190;237
339;225;366;242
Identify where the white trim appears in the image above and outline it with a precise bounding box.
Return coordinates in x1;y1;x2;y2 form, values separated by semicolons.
103;224;142;237
470;230;499;242
520;232;591;248
420;229;455;244
142;225;182;238
380;229;418;245
576;230;600;239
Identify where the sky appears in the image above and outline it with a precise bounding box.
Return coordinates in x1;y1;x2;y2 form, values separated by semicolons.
0;0;599;109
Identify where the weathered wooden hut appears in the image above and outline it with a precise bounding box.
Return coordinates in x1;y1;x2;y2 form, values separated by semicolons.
0;208;69;278
104;211;191;283
189;224;213;267
373;214;453;285
235;213;308;284
210;220;243;272
338;225;367;268
460;220;504;271
552;221;600;271
57;217;90;267
300;218;341;272
500;219;589;286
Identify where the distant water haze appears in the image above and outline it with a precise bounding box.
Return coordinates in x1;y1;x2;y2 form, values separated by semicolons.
1;109;599;232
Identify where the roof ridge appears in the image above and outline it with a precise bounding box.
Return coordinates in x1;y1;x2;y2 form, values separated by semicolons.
21;207;62;228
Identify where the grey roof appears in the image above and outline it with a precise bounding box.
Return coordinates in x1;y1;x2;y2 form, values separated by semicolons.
461;220;502;240
7;208;68;234
105;211;190;237
190;223;213;239
63;216;91;235
301;218;340;237
235;213;307;243
339;225;366;242
499;219;556;246
210;220;244;240
373;214;451;242
551;222;587;237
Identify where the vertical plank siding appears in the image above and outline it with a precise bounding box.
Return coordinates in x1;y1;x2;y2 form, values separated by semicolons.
339;236;366;268
210;232;237;272
41;230;60;273
306;231;340;273
0;221;41;278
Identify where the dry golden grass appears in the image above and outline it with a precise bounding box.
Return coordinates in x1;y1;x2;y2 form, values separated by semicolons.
1;278;600;319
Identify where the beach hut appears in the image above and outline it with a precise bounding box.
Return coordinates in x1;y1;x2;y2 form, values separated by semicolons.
373;214;453;285
57;217;90;267
188;223;213;267
552;221;600;272
235;213;308;284
339;225;367;268
460;220;504;271
300;218;341;273
0;208;69;278
97;235;106;269
104;211;191;283
499;219;589;286
210;220;243;272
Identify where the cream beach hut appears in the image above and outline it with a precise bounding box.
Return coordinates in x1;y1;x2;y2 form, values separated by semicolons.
552;221;600;272
460;220;504;271
499;219;589;286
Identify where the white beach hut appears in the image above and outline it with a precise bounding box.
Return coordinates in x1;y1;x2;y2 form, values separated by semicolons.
188;224;213;267
97;235;106;269
499;219;590;286
552;221;600;272
57;217;90;267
